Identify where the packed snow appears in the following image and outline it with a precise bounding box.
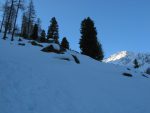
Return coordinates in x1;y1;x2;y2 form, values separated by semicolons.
0;35;150;113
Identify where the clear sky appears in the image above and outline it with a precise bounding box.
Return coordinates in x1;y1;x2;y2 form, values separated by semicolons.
1;0;150;57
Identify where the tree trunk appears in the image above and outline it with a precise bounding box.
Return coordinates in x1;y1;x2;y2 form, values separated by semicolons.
11;0;21;41
0;11;6;32
3;0;14;40
0;0;8;33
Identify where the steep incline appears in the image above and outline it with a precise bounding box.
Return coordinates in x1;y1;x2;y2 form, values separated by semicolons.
0;37;150;113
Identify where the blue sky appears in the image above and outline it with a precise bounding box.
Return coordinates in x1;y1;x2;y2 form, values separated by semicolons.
1;0;150;57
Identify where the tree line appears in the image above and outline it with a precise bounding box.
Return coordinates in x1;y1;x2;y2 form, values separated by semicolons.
0;0;104;61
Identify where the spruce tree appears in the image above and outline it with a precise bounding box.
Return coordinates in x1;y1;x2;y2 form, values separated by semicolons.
47;17;59;44
36;18;42;35
30;24;38;40
21;13;28;38
133;59;139;68
79;17;104;61
26;0;36;38
61;37;69;49
40;30;46;42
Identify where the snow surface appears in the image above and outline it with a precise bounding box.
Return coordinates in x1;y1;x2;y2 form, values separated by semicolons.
104;51;150;73
0;35;150;113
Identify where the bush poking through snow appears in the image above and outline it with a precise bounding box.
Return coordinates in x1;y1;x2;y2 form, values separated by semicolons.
123;73;133;77
31;41;43;47
18;38;22;42
146;68;150;75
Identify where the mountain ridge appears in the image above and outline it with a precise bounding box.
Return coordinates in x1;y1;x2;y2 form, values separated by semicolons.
104;51;150;73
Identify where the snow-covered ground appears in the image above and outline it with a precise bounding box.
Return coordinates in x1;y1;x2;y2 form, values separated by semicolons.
104;51;150;73
0;35;150;113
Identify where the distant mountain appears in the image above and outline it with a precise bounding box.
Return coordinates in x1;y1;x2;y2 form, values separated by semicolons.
104;51;150;73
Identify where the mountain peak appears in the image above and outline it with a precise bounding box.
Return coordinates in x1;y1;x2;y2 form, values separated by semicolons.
104;51;131;63
104;51;150;73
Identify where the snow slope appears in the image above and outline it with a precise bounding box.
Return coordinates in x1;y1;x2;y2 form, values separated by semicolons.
0;36;150;113
104;51;150;73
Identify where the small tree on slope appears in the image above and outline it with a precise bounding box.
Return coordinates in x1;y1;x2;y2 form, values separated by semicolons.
79;17;104;61
61;37;69;49
133;59;139;68
47;17;59;44
40;30;46;42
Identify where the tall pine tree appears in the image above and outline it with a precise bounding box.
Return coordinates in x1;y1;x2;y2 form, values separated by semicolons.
61;37;69;49
47;17;59;44
26;0;36;38
30;24;38;40
79;17;104;61
21;13;28;38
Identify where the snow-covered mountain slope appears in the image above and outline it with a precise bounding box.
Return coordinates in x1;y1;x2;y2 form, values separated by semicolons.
104;51;150;73
0;35;150;113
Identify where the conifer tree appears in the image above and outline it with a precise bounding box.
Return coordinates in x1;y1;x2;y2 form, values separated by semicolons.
40;30;46;42
61;37;69;49
133;59;139;68
26;0;36;38
21;13;28;38
36;18;42;35
79;17;104;61
30;24;38;40
47;17;59;44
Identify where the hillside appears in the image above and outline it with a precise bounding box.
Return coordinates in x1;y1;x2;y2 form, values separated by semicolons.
0;35;150;113
104;51;150;73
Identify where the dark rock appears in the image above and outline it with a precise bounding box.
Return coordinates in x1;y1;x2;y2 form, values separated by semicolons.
31;41;43;47
122;73;133;77
18;38;22;42
142;74;149;78
72;54;80;64
18;43;25;46
58;58;70;61
146;68;150;75
127;68;131;70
